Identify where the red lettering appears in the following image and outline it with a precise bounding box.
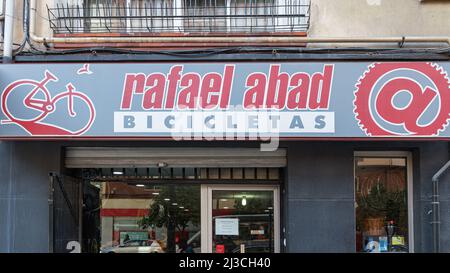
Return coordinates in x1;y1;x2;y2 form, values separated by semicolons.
309;64;334;109
219;65;234;109
266;65;289;109
244;73;266;109
178;73;201;109
165;65;183;109
287;73;310;109
142;74;165;109
200;73;222;109
121;73;146;109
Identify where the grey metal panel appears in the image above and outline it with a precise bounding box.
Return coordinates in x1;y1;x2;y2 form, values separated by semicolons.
439;200;450;252
286;199;355;253
287;143;354;200
12;198;49;253
0;143;12;252
0;199;10;252
65;147;287;168
53;175;81;253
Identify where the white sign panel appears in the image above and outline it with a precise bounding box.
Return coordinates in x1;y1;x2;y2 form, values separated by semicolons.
215;218;239;236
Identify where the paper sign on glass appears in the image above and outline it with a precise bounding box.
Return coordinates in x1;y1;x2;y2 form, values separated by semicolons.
215;218;239;236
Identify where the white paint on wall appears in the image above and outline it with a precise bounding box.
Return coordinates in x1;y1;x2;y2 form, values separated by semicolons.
366;0;382;6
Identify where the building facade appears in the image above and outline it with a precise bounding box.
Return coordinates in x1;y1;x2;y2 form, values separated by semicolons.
1;0;450;253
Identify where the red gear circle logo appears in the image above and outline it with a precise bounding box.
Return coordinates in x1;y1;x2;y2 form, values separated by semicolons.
354;62;450;136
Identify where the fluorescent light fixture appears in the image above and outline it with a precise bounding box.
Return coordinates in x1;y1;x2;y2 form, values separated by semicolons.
157;162;168;167
113;171;123;175
241;196;247;206
164;198;171;201
172;203;178;206
136;184;145;187
152;192;160;195
179;206;184;209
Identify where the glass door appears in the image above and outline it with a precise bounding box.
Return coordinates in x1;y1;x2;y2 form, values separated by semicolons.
201;185;280;253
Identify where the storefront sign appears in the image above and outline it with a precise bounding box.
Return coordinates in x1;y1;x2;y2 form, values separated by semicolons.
1;62;449;139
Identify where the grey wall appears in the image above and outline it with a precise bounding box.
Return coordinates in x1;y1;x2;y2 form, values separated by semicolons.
0;142;13;253
0;142;61;253
285;142;355;252
0;140;448;253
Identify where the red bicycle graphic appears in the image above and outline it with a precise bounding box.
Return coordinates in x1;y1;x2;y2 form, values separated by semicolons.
1;70;96;136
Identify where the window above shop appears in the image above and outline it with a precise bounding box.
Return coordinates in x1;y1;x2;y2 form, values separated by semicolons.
48;0;310;35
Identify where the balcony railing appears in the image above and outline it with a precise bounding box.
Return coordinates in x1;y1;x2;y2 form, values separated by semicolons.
48;0;310;34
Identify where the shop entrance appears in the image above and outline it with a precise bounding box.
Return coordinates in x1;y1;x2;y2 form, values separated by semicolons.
202;185;280;253
53;147;286;253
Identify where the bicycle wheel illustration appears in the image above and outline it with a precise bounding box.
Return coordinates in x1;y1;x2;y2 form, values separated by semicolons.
51;88;96;136
1;71;96;136
2;71;58;124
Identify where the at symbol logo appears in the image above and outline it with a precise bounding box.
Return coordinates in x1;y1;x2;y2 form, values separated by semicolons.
1;70;96;136
354;63;450;136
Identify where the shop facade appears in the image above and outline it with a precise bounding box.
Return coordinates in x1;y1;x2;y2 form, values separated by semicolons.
0;61;449;253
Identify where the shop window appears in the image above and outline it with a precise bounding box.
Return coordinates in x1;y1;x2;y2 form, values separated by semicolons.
354;154;411;253
211;190;275;253
97;182;201;253
67;167;282;253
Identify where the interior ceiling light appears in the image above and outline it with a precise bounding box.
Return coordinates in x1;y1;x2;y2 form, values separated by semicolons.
242;196;247;206
157;162;168;168
136;184;145;187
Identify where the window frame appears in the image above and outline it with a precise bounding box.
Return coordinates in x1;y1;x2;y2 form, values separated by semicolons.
353;151;414;253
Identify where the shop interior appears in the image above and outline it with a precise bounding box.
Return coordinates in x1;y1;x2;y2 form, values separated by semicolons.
54;167;280;253
355;156;410;253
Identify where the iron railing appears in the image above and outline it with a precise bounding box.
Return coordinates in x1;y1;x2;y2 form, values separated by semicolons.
48;0;310;34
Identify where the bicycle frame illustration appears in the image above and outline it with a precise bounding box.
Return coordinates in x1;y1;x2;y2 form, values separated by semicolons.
1;70;96;136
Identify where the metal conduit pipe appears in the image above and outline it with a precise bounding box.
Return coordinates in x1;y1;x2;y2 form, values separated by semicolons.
29;0;450;46
431;159;450;253
3;0;15;63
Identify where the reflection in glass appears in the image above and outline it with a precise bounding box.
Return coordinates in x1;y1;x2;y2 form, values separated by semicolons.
355;157;409;253
88;182;201;253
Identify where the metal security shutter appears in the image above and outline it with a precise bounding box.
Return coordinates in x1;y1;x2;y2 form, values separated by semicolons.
65;147;287;168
